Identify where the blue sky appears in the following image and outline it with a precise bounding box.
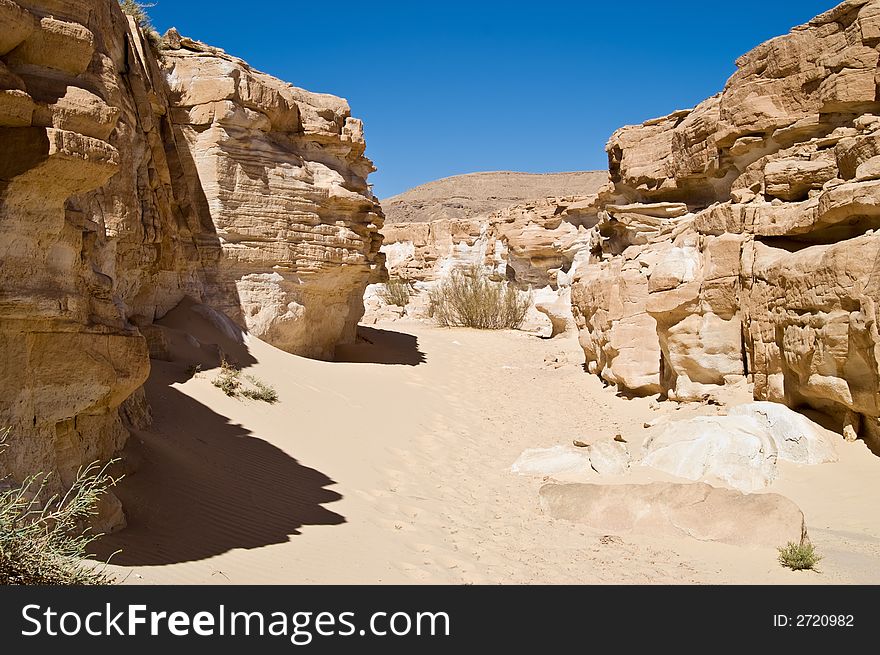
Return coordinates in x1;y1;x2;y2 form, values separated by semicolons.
145;1;836;198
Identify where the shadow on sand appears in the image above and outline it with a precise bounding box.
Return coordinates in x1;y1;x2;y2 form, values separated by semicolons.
95;366;344;566
334;325;426;366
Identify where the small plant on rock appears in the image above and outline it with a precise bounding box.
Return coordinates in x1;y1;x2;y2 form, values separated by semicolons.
118;1;161;48
778;541;822;571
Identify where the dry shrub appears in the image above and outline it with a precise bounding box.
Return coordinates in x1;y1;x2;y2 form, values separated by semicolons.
378;279;413;307
212;361;278;403
428;264;531;329
0;430;118;585
241;376;279;403
118;0;161;47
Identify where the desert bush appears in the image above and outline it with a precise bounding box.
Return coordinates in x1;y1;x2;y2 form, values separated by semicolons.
212;360;241;396
212;361;278;403
0;430;117;585
778;541;822;571
241;376;279;404
378;278;413;307
427;264;531;329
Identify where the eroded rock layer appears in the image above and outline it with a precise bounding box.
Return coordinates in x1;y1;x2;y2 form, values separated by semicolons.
372;171;609;329
371;193;607;332
382;194;604;288
573;0;880;449
0;1;382;504
162;32;384;357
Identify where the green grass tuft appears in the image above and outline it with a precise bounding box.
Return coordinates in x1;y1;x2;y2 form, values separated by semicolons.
241;376;279;404
211;360;241;396
212;361;278;403
778;541;822;571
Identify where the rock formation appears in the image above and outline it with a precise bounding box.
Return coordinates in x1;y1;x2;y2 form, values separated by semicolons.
642;414;781;492
0;0;382;513
370;171;608;331
368;192;610;333
162;32;384;357
573;0;880;451
382;194;603;287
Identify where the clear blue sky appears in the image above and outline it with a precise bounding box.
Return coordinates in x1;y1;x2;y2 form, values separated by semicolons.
145;0;837;198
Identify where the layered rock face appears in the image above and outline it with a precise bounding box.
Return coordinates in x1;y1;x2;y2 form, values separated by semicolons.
573;0;880;448
0;1;382;502
380;168;609;289
162;31;384;357
1;0;153;496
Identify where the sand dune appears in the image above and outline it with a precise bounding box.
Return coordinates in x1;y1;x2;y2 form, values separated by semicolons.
100;311;880;584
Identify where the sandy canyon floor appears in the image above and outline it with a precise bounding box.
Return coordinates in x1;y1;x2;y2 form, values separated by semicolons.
98;319;880;584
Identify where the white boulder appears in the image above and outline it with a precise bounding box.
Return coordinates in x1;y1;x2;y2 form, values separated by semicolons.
728;401;838;464
641;415;778;492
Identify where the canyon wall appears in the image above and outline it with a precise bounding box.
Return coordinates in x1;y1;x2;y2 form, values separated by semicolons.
371;170;608;330
382;194;603;288
573;0;880;448
0;0;382;506
379;171;607;286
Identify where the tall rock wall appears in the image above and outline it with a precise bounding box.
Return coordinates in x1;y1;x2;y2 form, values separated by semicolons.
0;0;383;502
161;31;384;357
574;0;880;449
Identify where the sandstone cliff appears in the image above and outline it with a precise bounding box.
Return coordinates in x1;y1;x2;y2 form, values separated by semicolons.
0;0;382;511
573;0;880;450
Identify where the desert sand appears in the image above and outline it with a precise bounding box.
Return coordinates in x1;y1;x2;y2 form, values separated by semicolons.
98;314;880;585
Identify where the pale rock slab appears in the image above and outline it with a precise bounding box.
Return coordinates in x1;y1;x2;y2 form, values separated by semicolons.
539;481;808;548
510;445;591;478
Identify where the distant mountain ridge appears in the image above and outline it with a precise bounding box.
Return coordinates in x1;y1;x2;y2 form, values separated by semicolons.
382;171;608;224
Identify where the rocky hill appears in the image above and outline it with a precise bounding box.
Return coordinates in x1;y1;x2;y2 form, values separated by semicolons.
573;0;880;451
382;170;607;223
0;0;383;519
